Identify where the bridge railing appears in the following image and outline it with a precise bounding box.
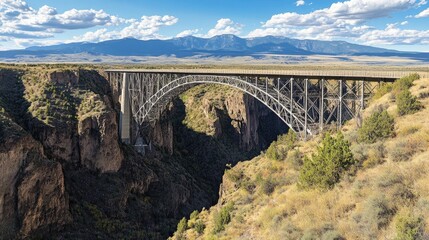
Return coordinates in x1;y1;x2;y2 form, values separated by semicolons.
106;69;429;80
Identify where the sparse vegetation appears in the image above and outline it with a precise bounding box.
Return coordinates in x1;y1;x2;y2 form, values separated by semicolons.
170;73;429;240
395;209;424;240
265;141;282;160
299;133;355;189
175;218;188;240
396;89;422;116
256;175;277;195
266;131;297;161
358;110;394;143
85;203;125;235
372;73;420;100
389;135;425;162
213;203;234;233
194;220;205;235
6;65;427;240
362;142;386;168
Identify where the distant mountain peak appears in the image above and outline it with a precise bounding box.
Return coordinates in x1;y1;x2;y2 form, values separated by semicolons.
0;34;422;60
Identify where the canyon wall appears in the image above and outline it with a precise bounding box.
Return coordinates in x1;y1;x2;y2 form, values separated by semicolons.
0;67;285;239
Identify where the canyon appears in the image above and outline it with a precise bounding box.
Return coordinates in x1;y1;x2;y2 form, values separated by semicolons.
0;66;285;239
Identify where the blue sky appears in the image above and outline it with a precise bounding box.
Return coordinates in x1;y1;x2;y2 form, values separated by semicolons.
1;0;429;51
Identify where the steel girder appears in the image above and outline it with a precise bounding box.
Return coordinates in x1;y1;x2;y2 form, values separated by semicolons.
108;72;380;139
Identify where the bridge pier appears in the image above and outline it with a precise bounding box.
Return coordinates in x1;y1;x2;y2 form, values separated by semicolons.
119;73;131;144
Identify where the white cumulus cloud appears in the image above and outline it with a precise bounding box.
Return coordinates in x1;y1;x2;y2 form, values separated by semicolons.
74;15;179;42
248;0;422;43
176;29;199;38
415;8;429;17
0;0;127;39
206;18;243;37
0;0;179;43
357;23;429;45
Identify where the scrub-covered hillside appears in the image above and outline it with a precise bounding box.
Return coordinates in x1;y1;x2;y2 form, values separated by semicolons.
171;74;429;240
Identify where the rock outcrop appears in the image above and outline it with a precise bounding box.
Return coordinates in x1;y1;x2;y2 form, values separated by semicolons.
1;67;285;240
225;92;263;151
18;160;71;237
27;70;124;172
78;95;123;172
47;70;79;86
0;114;71;239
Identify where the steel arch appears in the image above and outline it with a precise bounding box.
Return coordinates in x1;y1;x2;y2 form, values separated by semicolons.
130;75;314;136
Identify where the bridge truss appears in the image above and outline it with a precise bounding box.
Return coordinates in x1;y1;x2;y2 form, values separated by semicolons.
107;70;391;144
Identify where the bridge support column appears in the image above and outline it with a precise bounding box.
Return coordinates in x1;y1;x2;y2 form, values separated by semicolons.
304;78;308;140
338;79;343;129
120;73;131;144
290;77;294;124
320;78;325;132
360;80;365;110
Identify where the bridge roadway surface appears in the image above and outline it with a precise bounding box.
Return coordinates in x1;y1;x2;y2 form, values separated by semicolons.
105;68;429;80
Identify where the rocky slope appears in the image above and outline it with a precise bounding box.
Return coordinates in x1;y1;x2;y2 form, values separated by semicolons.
0;65;285;239
171;76;429;239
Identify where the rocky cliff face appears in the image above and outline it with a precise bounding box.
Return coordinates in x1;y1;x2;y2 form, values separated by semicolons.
154;84;287;154
0;111;71;239
0;67;285;239
78;95;123;172
0;67;122;238
26;69;124;172
224;91;275;151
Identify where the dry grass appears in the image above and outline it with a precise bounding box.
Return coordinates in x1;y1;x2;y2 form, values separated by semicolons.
169;76;429;240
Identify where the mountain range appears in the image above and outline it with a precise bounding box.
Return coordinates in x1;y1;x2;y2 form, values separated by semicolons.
1;34;428;60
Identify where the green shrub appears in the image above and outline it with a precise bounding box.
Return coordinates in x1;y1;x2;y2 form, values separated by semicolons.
266;140;282;160
194;220;205;235
394;74;419;92
259;178;277;195
176;217;188;235
372;82;393;100
278;131;297;148
299;133;356;189
266;131;297;161
396;90;422;116
372;74;419;100
358;110;394;144
190;210;199;220
213;203;234;233
395;210;424;240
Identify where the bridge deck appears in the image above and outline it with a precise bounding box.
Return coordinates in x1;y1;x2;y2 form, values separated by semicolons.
105;69;428;81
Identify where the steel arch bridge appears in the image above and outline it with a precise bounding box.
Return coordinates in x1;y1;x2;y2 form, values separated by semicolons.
106;69;400;145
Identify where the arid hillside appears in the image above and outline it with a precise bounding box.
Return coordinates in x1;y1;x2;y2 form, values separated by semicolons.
171;74;429;239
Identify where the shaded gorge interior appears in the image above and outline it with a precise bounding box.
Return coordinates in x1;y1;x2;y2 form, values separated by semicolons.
0;67;287;240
